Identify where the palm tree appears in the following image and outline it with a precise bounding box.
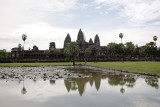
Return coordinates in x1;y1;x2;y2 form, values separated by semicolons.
22;34;27;50
153;36;158;44
119;33;124;43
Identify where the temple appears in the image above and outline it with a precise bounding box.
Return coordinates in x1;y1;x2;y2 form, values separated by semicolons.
9;29;106;61
64;29;101;50
9;28;149;62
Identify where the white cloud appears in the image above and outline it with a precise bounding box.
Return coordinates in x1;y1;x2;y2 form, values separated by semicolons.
0;0;78;51
84;26;160;47
94;0;160;25
0;22;78;51
95;6;101;9
0;0;160;51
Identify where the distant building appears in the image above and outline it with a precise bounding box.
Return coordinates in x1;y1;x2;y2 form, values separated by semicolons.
10;29;104;59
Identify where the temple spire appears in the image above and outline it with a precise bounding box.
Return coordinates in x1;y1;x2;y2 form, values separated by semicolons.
64;33;71;48
89;38;93;45
77;29;85;43
94;34;100;46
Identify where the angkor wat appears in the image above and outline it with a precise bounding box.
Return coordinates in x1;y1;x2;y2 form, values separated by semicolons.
7;29;160;62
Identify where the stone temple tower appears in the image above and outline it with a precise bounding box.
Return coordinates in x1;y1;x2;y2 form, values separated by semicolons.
76;29;86;49
76;29;86;44
49;42;55;51
64;33;71;49
89;38;94;45
94;34;100;46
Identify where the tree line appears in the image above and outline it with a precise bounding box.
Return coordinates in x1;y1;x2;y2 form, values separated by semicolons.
0;33;159;65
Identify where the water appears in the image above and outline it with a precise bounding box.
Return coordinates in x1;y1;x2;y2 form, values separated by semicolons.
0;66;160;107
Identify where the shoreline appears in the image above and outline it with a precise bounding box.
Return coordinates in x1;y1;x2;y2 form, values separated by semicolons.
0;62;160;77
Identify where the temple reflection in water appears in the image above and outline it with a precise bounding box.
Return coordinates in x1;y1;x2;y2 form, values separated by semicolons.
62;67;159;96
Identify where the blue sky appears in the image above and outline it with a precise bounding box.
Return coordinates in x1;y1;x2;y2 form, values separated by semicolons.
0;0;160;51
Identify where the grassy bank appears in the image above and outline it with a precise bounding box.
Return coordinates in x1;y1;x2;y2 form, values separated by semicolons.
87;62;160;76
0;62;72;67
0;61;160;76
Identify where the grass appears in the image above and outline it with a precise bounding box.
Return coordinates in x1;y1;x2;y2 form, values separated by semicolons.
0;62;72;67
87;62;160;76
0;61;160;76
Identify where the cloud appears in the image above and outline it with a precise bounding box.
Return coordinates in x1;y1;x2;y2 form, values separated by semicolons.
94;0;160;25
0;22;79;51
0;0;77;25
0;0;78;51
84;26;160;47
0;0;160;51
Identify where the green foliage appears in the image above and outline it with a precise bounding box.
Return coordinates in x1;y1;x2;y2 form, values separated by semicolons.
153;36;158;42
22;34;27;42
54;49;60;57
64;48;71;56
0;50;8;60
107;43;125;55
66;42;80;65
119;33;123;39
125;42;135;55
140;42;157;57
117;43;125;54
139;47;147;57
67;42;80;57
119;33;124;43
107;42;117;54
22;34;27;50
85;48;92;57
44;50;50;57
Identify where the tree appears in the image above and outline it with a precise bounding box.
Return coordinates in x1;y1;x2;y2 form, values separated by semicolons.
125;42;135;56
64;48;71;56
153;36;158;44
119;33;124;43
22;34;27;50
140;42;157;59
0;50;8;61
44;49;50;58
67;42;80;66
107;42;118;55
21;81;27;95
117;43;125;55
54;49;60;58
117;43;125;62
84;48;92;64
64;48;71;61
139;46;147;57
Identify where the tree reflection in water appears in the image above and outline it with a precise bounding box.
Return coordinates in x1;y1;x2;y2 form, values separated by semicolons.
145;77;159;89
63;67;159;96
21;81;27;95
50;80;56;85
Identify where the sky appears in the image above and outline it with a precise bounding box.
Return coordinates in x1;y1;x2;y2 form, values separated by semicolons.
0;0;160;51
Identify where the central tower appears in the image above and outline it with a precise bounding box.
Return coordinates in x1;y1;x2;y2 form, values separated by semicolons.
76;29;86;49
76;29;85;44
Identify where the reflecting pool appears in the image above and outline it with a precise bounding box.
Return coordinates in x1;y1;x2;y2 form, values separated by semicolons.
0;66;160;107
